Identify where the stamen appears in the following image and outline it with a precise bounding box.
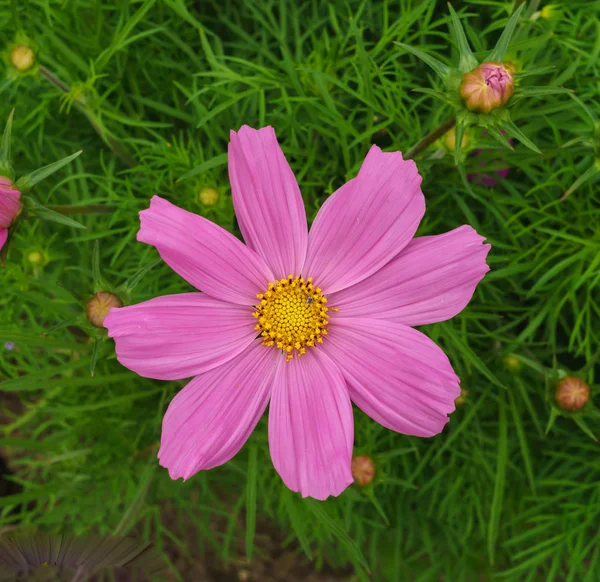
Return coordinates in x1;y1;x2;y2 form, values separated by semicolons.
253;275;334;361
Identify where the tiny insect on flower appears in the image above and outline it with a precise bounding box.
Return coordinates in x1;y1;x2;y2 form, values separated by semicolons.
460;62;514;114
555;377;590;412
105;126;490;500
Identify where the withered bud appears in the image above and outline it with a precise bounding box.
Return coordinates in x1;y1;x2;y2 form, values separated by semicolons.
351;455;376;487
555;376;590;412
86;291;123;328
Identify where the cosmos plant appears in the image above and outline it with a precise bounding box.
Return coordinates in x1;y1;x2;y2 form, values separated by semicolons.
398;4;570;164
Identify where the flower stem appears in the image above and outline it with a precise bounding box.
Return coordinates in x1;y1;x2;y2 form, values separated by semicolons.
38;66;136;168
405;117;456;159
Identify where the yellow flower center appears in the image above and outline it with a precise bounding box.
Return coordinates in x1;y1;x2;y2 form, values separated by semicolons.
253;275;332;361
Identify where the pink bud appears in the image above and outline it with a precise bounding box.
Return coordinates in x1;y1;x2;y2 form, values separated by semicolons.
86;292;123;328
351;455;376;486
460;62;514;114
0;177;22;251
555;377;590;412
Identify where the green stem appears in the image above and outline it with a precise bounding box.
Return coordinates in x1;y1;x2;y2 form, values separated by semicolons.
38;66;136;168
405;117;456;159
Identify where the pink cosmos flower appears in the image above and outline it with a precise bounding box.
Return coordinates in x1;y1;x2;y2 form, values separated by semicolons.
0;177;21;250
105;126;490;500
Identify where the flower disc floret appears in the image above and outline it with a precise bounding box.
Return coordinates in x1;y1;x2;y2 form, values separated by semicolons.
253;275;330;361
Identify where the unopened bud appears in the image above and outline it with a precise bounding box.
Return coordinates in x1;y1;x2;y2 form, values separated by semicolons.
455;388;469;406
442;127;469;153
541;5;559;19
555;377;590;412
86;291;123;328
504;355;520;370
10;45;35;72
460;62;514;114
351;455;375;487
199;187;219;206
27;250;44;265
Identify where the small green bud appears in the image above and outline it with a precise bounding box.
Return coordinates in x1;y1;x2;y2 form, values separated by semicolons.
199;186;219;206
455;388;469;406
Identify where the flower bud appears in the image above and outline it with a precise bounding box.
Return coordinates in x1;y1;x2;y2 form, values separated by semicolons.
0;177;21;250
442;127;469;153
199;186;219;206
460;62;514;114
27;250;45;265
504;355;520;370
351;455;376;487
86;291;123;328
455;388;469;406
10;45;35;72
555;377;590;412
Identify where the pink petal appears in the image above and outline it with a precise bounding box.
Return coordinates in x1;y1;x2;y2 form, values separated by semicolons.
0;228;7;250
158;340;277;479
329;226;490;326
229;126;308;278
104;293;258;380
303;146;425;294
0;186;21;228
323;317;460;437
268;350;353;500
138;196;274;305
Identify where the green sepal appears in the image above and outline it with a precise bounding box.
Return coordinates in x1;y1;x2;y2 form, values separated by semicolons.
411;87;456;107
25;196;87;229
0;109;15;180
454;121;468;166
92;240;111;292
487;3;526;62
573;416;598;442
501;117;542;154
514;86;573;98
394;42;451;81
119;258;161;301
486;125;514;151
14;150;82;193
447;3;478;72
513;65;556;79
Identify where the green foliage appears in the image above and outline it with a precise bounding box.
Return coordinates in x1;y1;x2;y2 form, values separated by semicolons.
1;0;599;580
